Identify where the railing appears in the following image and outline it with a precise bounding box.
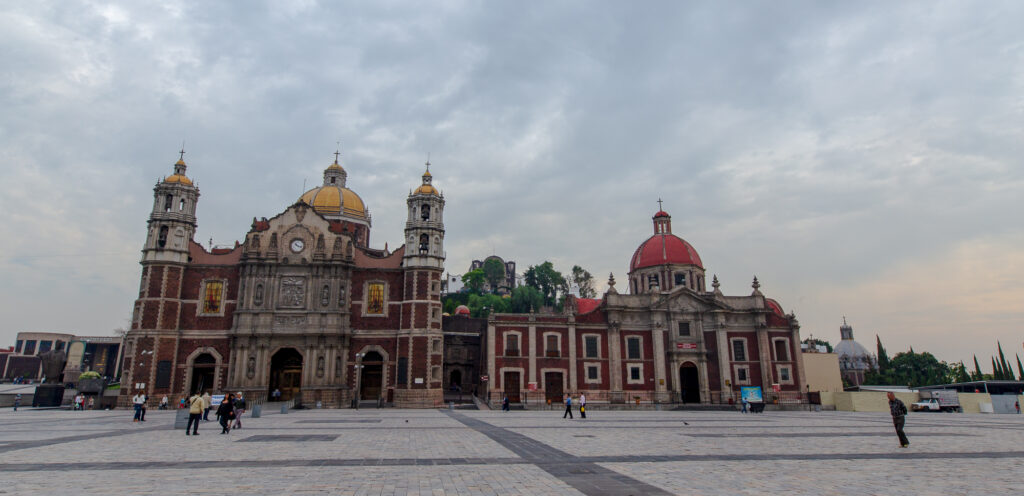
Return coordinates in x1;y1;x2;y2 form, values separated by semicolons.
505;349;520;357
545;350;560;358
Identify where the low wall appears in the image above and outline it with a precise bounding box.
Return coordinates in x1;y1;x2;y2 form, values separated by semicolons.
831;391;919;412
956;392;992;413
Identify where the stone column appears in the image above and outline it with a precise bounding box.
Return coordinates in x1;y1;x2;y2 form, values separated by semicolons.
716;328;730;399
486;322;496;402
757;327;772;389
528;320;537;388
792;326;807;394
567;320;577;391
652;324;666;395
609;323;622;391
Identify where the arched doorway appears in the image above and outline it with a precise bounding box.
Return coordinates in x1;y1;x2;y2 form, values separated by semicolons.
190;353;216;394
269;348;303;401
679;363;700;404
449;369;462;390
359;351;384;401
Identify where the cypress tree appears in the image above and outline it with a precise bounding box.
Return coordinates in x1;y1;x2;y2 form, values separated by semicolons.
973;355;983;380
991;357;1000;380
1017;354;1024;381
997;342;1013;380
875;335;890;370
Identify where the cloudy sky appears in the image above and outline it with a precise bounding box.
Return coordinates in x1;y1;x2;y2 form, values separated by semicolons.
1;1;1022;367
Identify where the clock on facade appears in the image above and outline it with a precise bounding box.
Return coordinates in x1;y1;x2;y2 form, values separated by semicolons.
290;239;305;253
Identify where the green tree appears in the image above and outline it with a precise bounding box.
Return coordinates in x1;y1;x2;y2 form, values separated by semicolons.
510;286;543;313
991;357;1001;380
461;269;486;294
876;335;890;371
1017;354;1024;381
972;355;984;380
523;261;566;307
868;350;952;387
951;361;970;383
570;265;597;299
467;293;509;318
482;258;506;293
997;342;1013;380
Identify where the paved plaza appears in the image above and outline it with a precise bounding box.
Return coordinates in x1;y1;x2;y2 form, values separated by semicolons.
0;406;1021;495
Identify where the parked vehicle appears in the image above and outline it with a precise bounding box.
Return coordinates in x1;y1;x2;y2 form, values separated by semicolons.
912;390;960;412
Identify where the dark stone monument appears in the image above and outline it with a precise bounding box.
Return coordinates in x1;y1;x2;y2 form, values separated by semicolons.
33;350;67;407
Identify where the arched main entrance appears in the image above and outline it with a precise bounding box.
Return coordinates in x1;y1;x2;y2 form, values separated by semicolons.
269;348;303;401
449;369;462;390
190;353;216;395
359;351;384;401
679;363;700;404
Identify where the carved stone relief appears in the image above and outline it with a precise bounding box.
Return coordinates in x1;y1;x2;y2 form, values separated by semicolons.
279;276;306;308
246;356;256;379
320;284;330;307
316;356;325;377
254;283;264;307
334;356;342;377
273;315;306;326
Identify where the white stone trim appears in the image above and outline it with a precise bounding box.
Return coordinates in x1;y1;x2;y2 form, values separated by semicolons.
625;335;643;360
583;362;602;385
197;278;228;316
498;366;525;391
729;337;749;362
502;330;523;356
626;363;644;384
581;333;601;359
732;364;751;385
771;337;792;362
775;364;794;385
542;331;562;357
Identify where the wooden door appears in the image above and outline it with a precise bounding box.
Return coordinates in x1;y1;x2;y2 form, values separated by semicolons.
504;371;521;403
544;372;564;404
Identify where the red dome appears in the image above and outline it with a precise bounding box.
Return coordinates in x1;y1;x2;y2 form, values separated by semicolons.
454;305;471;316
654;210;670;218
630;234;703;271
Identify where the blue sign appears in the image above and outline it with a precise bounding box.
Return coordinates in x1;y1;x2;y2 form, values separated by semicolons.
211;394;225;407
740;387;763;403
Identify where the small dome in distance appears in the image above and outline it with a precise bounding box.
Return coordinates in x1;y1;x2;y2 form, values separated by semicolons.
454;305;471;316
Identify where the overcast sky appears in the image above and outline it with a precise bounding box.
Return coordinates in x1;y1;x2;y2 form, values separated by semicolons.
1;1;1022;368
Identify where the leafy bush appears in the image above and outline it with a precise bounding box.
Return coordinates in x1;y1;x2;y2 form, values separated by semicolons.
78;371;101;380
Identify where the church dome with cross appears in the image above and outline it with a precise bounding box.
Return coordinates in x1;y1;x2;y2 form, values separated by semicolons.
627;201;706;294
298;153;370;224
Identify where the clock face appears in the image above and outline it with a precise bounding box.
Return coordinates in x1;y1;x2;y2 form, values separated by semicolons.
290;239;305;253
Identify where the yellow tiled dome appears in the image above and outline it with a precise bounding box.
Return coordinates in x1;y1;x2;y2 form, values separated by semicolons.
299;185;367;219
164;160;193;185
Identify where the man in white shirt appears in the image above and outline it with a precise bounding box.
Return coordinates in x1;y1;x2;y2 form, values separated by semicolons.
132;392;145;422
579;393;587;419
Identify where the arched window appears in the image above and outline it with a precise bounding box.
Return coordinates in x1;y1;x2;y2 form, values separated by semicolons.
419;234;429;254
158;226;169;248
421;204;430;221
648;274;659;290
179;199;185;211
164;195;173;212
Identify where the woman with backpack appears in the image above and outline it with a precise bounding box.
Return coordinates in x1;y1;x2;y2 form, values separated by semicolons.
216;394;236;434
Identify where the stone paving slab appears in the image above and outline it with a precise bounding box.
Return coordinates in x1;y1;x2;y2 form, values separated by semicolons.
2;407;1022;495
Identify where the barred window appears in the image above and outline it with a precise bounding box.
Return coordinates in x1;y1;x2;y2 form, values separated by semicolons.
584;336;598;358
627;337;641;360
678;322;690;337
202;281;224;314
732;340;747;362
587;366;598;380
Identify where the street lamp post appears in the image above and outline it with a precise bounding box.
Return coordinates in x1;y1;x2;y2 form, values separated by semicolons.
352;353;365;409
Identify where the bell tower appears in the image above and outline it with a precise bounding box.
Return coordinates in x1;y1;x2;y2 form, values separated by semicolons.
143;151;199;264
396;161;445;407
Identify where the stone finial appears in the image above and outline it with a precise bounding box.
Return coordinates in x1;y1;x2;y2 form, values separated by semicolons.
712;274;722;295
751;276;762;296
606;272;618;294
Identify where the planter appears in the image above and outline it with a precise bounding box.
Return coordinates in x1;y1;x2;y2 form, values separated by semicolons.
78;378;106;394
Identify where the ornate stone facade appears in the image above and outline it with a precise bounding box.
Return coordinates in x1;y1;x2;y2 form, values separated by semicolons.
120;154;445;408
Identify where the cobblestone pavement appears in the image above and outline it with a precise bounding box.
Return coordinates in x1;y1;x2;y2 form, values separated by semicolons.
1;407;1021;495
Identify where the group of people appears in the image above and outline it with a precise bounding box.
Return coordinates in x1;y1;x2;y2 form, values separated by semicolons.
184;391;247;435
562;393;587;419
72;393;94;410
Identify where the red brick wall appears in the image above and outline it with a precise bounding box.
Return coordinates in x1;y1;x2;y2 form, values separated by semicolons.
146;266;163;298
704;331;721;391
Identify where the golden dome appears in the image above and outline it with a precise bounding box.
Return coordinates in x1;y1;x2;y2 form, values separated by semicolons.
163;160;193;186
299;185;367;219
414;184;439;195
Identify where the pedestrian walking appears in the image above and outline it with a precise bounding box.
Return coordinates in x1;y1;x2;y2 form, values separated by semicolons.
563;394;573;419
272;388;282;401
502;395;510;412
132;391;145;422
202;392;212;421
87;396;94;410
73;394;83;411
579;393;587;419
741;397;749;414
217;394;236;434
13;394;21;411
139;392;148;421
186;393;204;436
160;395;169;410
1015;400;1020;414
233;393;246;429
887;392;910;448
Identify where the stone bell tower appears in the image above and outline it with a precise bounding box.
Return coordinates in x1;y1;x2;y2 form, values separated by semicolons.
395;161;446;407
143;151;199;264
